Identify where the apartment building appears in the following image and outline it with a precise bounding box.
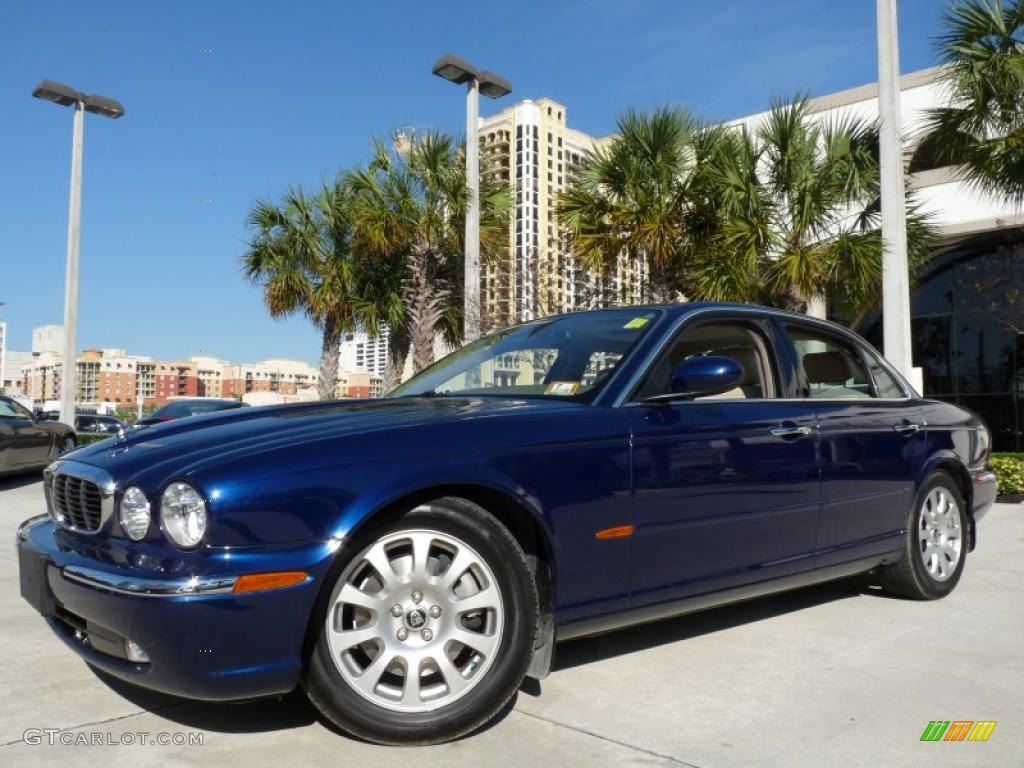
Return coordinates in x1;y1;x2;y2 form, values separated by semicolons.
227;358;320;397
477;97;647;329
340;327;390;378
17;329;332;408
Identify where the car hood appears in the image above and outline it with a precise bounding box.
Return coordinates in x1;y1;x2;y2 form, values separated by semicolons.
65;397;581;482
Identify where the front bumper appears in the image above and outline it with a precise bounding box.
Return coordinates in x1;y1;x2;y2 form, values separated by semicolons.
16;515;336;701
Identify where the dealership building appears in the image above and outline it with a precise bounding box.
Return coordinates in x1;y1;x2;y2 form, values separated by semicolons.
478;66;1022;450
777;67;1024;451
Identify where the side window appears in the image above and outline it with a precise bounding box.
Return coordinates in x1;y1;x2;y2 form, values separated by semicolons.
863;348;905;398
787;324;873;399
633;322;776;401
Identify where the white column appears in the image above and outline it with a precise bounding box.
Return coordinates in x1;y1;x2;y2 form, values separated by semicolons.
464;79;481;342
60;103;84;425
876;0;914;378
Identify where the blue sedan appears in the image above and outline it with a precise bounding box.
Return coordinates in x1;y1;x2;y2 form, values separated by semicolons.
17;304;996;744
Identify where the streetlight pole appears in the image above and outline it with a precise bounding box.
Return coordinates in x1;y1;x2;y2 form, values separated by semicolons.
432;55;511;343
32;80;124;424
464;77;481;341
60;102;84;426
875;0;915;385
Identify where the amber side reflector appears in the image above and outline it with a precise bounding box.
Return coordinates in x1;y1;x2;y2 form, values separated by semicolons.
594;524;635;540
232;571;308;593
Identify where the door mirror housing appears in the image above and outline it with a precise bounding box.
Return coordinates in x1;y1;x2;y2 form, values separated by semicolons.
643;355;744;404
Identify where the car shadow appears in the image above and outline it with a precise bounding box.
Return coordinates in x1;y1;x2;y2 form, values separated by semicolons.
87;574;874;739
0;471;43;491
88;663;518;741
551;574;873;673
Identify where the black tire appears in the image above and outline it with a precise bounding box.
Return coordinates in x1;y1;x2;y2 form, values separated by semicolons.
878;471;968;600
303;496;539;745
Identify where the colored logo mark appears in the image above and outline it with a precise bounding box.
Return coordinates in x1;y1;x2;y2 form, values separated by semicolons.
920;721;996;742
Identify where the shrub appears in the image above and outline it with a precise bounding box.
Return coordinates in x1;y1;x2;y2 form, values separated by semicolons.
991;453;1024;498
75;433;112;447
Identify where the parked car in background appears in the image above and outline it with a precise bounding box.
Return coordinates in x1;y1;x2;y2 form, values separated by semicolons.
1;395;75;476
16;304;996;745
75;413;125;435
135;398;247;426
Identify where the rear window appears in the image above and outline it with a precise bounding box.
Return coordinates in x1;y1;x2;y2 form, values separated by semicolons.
787;324;873;399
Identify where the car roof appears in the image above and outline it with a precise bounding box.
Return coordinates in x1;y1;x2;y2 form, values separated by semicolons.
520;302;867;339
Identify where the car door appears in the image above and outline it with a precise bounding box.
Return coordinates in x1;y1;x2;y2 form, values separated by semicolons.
0;397;52;468
628;314;821;609
781;321;927;567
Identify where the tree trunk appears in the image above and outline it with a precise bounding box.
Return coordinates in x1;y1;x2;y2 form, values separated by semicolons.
317;316;342;401
406;250;446;374
382;328;410;394
780;283;808;313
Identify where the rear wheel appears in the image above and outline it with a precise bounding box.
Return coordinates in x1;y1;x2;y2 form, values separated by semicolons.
304;497;538;745
878;472;967;599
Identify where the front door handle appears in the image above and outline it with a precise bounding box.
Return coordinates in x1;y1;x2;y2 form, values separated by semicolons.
893;421;921;435
770;424;812;440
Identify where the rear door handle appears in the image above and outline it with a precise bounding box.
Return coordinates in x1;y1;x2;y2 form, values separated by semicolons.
770;424;812;440
893;421;921;435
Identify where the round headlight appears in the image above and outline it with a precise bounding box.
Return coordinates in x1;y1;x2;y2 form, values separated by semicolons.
160;482;207;549
119;486;151;541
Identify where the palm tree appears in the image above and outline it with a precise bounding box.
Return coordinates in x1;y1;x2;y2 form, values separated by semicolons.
243;182;390;400
692;98;934;320
924;0;1024;204
347;132;509;375
557;108;704;302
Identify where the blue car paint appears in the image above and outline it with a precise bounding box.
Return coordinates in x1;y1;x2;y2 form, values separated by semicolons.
16;302;996;702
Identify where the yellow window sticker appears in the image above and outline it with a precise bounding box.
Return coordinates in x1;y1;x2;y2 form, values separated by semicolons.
545;381;580;396
623;317;650;329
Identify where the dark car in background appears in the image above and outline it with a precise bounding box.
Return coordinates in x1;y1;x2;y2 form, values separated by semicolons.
135;398;247;426
15;304;996;745
75;414;125;435
0;395;75;476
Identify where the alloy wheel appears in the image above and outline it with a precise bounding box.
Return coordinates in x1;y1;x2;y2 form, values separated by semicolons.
917;486;962;582
325;526;504;713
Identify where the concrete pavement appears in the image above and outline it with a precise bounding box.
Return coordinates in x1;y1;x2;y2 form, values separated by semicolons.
1;474;1021;767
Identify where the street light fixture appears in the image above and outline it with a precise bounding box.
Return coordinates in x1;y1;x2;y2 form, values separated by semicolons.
32;79;124;425
432;54;512;343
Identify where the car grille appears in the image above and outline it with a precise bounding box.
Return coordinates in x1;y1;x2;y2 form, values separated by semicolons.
50;473;104;532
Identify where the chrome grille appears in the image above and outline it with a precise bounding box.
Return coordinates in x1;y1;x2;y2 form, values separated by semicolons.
52;474;103;531
44;460;115;534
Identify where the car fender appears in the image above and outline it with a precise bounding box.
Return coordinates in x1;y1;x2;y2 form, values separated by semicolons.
917;447;972;508
326;459;558;562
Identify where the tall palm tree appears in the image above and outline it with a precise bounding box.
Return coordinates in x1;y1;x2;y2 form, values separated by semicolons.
557;108;704;302
692;98;934;320
347;133;509;375
924;0;1024;204
243;182;389;400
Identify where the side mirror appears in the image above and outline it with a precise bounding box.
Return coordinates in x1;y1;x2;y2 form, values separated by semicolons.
644;355;744;404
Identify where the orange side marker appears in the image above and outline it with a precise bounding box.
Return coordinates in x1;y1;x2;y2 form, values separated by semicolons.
594;524;635;540
232;571;308;593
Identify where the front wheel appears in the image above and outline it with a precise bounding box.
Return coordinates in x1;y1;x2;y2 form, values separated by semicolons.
304;497;538;745
878;471;968;599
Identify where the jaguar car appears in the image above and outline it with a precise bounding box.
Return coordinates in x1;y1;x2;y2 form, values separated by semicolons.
16;304;996;745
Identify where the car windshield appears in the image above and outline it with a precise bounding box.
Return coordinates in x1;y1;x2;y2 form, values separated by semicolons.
392;309;662;402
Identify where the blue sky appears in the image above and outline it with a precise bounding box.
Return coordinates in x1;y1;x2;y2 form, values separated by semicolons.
0;0;944;364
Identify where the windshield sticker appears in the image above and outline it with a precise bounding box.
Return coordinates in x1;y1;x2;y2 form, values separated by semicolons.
623;317;650;329
545;381;580;396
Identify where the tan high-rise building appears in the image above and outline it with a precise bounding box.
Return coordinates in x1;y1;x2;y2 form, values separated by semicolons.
477;97;647;330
